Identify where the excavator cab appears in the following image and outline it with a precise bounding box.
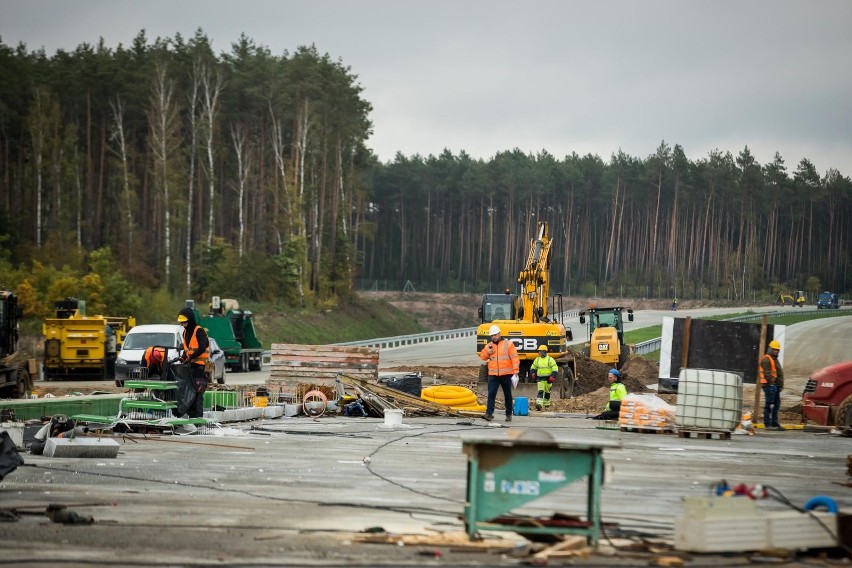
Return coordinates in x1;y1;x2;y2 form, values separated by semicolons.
478;293;517;323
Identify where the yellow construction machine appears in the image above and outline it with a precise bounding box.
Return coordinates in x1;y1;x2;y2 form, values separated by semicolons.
475;222;576;396
777;290;805;307
42;298;136;380
578;305;633;368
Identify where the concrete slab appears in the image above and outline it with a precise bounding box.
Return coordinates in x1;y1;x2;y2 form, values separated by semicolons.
43;436;120;458
0;422;24;449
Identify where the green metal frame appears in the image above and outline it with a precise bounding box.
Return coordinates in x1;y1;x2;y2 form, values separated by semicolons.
462;437;617;545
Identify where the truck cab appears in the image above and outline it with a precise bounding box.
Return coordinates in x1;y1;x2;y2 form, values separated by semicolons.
802;361;852;428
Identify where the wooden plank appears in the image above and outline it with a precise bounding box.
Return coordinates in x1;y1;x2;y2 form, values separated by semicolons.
269;343;379;384
271;361;378;370
351;530;518;549
271;343;379;356
532;536;589;559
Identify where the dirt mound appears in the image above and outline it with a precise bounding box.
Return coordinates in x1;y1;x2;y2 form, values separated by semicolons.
387;353;672;417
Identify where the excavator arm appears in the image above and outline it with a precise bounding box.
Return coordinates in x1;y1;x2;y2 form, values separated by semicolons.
517;222;552;324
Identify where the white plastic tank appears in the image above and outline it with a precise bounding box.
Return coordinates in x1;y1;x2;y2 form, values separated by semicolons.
676;368;742;431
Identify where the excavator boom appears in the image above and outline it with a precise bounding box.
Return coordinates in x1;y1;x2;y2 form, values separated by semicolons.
517;223;553;323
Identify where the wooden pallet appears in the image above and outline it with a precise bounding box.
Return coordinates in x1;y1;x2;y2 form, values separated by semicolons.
620;426;674;435
678;429;731;440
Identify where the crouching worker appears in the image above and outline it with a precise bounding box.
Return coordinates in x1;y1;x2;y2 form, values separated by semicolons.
530;344;558;411
590;368;626;420
141;346;168;379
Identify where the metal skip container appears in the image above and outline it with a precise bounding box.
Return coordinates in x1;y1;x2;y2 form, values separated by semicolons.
676;368;742;431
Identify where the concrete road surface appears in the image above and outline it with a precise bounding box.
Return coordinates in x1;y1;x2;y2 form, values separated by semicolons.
1;411;847;566
6;307;849;565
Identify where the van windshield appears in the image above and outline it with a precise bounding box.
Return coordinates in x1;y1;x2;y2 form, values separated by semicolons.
123;332;178;350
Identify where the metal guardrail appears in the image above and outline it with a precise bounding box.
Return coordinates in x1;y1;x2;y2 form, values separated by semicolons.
333;310;581;350
633;338;661;355
335;327;477;349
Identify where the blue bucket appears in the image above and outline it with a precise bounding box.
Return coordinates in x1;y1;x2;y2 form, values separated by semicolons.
513;396;529;416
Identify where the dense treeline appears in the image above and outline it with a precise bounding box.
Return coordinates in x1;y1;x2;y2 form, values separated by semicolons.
368;145;851;301
1;30;372;315
0;30;849;319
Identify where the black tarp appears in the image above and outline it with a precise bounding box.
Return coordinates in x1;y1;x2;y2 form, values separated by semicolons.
0;431;24;482
172;363;195;417
660;318;778;392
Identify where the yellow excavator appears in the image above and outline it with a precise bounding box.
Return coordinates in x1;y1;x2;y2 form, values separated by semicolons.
475;222;576;396
777;290;805;307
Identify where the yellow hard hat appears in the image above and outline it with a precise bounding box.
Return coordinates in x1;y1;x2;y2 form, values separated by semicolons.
538;345;548;352
177;314;189;323
768;339;781;350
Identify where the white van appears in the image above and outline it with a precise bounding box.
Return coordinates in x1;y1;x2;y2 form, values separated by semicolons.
114;324;183;387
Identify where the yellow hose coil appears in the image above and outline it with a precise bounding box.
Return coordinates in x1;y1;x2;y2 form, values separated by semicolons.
421;385;471;399
421;394;478;406
421;386;483;412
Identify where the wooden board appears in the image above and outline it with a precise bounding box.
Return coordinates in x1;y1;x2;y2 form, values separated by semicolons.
352;530;521;549
268;343;379;386
677;429;732;440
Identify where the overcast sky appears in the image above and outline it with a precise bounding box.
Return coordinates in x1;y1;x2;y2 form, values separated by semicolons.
2;0;851;175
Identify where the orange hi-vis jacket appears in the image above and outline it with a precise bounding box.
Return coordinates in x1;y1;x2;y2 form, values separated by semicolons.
479;338;520;377
142;346;166;368
182;326;209;366
758;353;783;387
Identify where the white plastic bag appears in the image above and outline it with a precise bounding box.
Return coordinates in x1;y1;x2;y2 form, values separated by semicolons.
511;374;519;388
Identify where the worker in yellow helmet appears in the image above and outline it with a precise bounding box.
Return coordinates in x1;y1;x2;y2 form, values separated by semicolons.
759;339;784;430
530;345;558;411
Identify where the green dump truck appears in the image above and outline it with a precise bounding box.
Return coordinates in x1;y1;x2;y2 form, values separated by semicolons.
193;297;263;372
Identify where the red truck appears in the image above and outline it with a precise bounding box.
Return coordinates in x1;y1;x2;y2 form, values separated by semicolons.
802;361;852;428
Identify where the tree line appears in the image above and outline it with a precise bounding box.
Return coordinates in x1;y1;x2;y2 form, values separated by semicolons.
0;30;849;319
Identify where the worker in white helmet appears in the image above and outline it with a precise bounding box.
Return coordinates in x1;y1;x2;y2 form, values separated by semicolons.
479;324;519;422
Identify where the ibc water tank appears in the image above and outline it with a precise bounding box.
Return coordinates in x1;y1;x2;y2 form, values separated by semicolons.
676;368;742;431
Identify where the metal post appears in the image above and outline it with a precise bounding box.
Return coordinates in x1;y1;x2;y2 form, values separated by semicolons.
753;315;768;425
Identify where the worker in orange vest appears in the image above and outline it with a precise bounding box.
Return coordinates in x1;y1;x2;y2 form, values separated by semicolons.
141;346;167;378
759;339;784;430
479;324;519;422
177;307;210;418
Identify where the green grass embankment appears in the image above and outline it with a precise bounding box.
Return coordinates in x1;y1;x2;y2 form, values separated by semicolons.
251;296;426;347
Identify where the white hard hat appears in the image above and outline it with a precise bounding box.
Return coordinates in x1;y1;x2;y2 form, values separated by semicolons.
488;325;501;336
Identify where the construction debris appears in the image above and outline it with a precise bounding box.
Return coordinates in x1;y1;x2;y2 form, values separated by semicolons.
337;374;484;418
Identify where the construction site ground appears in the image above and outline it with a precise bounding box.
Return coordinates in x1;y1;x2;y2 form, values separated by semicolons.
2;405;846;567
3;303;848;565
2;351;847;567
